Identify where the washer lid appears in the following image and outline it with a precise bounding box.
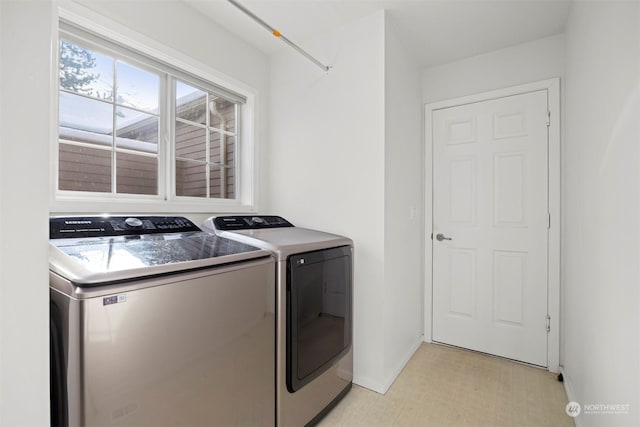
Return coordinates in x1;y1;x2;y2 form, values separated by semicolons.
50;217;269;286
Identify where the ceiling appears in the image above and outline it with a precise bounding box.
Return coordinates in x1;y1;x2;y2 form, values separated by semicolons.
184;0;572;68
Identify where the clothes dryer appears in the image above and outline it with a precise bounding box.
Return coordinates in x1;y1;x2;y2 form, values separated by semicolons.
202;215;353;427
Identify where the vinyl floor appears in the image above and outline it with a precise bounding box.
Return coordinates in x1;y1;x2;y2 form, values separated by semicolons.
317;343;574;427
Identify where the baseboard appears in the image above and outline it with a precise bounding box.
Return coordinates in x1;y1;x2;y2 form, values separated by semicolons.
380;337;423;394
353;337;423;395
352;374;386;394
559;366;583;427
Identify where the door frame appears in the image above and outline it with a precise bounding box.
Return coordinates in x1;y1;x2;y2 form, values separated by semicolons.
423;78;560;372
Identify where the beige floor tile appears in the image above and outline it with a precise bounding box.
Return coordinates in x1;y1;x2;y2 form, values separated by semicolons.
317;343;574;427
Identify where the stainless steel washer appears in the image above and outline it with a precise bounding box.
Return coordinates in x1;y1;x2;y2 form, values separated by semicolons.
49;216;276;427
202;215;353;427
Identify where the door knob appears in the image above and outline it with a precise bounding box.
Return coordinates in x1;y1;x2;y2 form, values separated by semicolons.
435;233;452;241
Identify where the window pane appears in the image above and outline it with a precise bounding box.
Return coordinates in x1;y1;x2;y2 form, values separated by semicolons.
210;97;236;132
210;165;235;199
210;166;221;198
59;143;111;192
226;167;236;199
59;91;113;147
59;39;113;101
116;107;158;153
116;61;159;112
176;121;206;161
176;160;206;197
176;81;206;125
116;152;158;195
226;138;236;166
210;131;236;166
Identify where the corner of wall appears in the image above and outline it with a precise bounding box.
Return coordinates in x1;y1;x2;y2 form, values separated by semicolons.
381;9;425;391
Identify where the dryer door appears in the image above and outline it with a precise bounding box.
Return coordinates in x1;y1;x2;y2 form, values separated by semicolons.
286;246;352;392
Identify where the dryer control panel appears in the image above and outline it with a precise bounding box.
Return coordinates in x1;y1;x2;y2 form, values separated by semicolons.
212;215;294;231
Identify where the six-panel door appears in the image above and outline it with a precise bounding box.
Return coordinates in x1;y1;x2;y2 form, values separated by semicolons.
432;90;549;366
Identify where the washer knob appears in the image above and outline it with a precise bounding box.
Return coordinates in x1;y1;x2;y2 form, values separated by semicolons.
125;217;143;228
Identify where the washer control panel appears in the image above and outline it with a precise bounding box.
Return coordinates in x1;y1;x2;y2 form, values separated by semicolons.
212;215;294;231
50;216;201;239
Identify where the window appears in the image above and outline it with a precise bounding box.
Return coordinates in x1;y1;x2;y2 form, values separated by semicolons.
56;21;250;209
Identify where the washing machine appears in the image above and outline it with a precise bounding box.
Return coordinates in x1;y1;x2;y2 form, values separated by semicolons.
202;215;353;427
49;216;276;427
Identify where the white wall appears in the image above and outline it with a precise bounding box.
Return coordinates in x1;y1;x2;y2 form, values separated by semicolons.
422;33;565;104
562;2;640;426
268;11;388;391
383;16;424;386
0;1;53;425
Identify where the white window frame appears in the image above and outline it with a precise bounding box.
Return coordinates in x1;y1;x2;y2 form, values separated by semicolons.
50;5;258;214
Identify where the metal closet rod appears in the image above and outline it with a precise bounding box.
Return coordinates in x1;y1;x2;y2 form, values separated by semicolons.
227;0;332;73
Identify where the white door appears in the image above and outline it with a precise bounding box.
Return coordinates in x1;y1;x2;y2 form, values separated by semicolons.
432;90;549;366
